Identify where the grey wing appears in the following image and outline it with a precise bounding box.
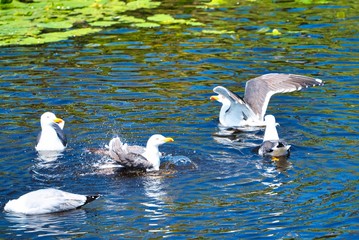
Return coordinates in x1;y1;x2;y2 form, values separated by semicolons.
108;137;152;170
244;73;324;120
258;141;276;156
110;151;153;170
127;145;145;155
108;137;127;161
213;86;246;104
52;123;67;146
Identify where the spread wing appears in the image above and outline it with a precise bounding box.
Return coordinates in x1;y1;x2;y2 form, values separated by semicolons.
244;73;324;121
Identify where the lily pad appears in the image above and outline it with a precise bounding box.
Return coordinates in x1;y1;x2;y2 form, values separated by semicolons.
266;29;282;36
116;15;145;24
0;0;204;46
133;22;160;28
126;0;161;11
89;21;119;27
37;21;73;29
147;14;205;27
19;35;67;45
185;20;205;26
148;14;179;24
202;29;235;34
64;28;102;37
0;20;37;36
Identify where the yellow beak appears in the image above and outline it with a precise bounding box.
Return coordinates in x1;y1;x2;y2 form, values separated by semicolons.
54;117;63;124
210;95;219;101
164;137;174;143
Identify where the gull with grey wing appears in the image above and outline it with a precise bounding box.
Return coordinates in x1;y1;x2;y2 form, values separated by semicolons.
211;73;324;129
108;134;174;172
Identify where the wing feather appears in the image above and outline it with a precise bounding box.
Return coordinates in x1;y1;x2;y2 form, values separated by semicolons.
213;86;245;104
52;123;67;146
244;73;323;120
109;137;152;170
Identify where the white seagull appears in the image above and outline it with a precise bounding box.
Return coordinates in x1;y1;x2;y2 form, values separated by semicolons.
4;188;99;215
108;134;174;172
258;115;290;157
35;112;67;151
210;73;324;129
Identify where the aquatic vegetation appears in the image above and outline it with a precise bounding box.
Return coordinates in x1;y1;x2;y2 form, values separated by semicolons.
202;29;235;34
266;28;282;36
0;0;203;46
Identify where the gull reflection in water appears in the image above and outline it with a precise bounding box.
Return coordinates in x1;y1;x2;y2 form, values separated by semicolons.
31;153;66;183
36;150;64;162
143;175;167;203
141;175;170;232
257;156;293;194
213;130;262;152
4;209;88;237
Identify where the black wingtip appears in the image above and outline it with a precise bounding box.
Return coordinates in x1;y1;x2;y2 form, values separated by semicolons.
85;195;100;205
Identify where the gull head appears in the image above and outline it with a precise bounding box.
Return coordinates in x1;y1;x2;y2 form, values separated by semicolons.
147;134;174;148
211;86;234;113
40;112;64;129
143;134;174;171
210;94;230;105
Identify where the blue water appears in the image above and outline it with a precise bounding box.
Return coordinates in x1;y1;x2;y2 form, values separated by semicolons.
1;1;358;239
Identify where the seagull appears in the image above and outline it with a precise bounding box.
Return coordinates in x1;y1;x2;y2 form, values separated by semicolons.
4;188;99;215
108;134;174;172
258;115;290;157
35;112;67;151
210;73;324;129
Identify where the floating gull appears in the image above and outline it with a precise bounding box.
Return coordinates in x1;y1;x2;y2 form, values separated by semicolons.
211;73;324;129
258;115;290;157
108;134;174;172
35;112;67;151
4;188;99;215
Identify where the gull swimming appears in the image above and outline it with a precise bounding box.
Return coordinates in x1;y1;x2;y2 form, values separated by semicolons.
108;134;174;172
4;188;99;215
258;115;290;157
210;73;324;129
35;112;67;151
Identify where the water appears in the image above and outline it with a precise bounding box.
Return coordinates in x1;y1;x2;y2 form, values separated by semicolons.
1;1;358;238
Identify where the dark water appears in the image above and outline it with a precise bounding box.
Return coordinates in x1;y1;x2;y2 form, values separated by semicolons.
1;1;358;239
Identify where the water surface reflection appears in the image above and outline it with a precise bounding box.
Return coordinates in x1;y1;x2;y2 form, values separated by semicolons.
4;210;90;238
0;0;358;238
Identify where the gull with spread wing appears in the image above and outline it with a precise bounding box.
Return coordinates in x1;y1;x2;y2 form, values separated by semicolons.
211;73;324;129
